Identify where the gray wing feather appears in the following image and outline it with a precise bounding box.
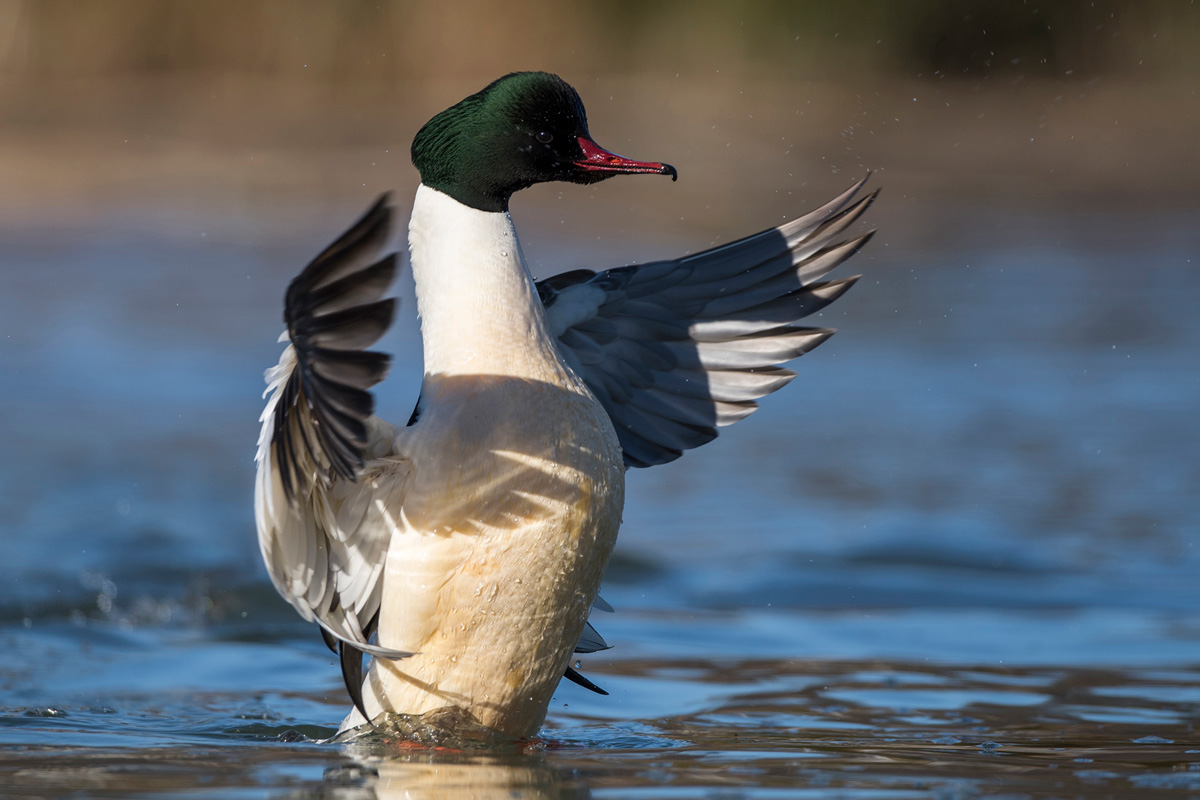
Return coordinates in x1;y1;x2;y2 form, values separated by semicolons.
574;621;612;654
539;175;875;468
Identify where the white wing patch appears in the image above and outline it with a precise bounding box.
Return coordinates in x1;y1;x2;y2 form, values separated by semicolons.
255;404;412;658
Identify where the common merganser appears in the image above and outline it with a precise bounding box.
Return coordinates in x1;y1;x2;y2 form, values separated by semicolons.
254;72;874;739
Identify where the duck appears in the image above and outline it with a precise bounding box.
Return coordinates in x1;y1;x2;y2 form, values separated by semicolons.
254;71;875;739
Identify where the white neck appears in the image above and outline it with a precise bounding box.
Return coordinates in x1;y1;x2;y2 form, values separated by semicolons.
408;184;563;381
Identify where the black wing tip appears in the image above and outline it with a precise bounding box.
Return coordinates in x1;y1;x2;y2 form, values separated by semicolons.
822;274;862;304
850;229;877;254
339;611;381;727
817;273;862;291
796;327;837;356
368;191;393;213
563;666;609;695
808;191;878;243
297;297;396;351
801;274;862;309
815;174;877;227
288;195;398;303
329;192;395;252
807;229;875;271
339;641;373;726
374;252;400;279
271;199;401;500
826;171;873;210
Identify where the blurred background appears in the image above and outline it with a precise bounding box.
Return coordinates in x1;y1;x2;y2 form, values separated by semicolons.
1;1;1199;795
2;0;1198;229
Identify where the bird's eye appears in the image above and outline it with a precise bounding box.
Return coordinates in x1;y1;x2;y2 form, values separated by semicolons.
536;131;553;144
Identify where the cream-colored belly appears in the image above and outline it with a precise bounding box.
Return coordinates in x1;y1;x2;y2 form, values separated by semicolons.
358;373;624;737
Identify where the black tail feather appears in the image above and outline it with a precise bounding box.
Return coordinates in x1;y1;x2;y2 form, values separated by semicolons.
339;641;369;723
563;666;608;695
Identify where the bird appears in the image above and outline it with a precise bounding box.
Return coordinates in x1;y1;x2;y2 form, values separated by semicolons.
254;71;875;740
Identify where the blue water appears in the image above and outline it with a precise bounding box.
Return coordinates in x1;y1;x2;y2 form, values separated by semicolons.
1;196;1198;797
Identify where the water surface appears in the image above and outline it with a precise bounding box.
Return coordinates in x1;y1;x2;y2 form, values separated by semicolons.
1;193;1198;798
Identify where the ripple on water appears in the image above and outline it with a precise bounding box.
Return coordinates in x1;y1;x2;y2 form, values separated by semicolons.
2;191;1199;797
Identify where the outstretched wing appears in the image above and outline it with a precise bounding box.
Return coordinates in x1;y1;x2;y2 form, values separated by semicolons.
254;196;414;717
538;175;875;468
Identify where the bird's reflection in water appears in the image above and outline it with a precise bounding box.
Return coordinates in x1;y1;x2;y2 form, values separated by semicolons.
325;719;590;800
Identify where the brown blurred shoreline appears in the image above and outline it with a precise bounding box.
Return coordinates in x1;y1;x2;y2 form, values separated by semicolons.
1;0;1197;247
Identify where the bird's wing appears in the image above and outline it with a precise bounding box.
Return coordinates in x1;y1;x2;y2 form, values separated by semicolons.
254;195;414;669
538;175;875;468
564;600;614;695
